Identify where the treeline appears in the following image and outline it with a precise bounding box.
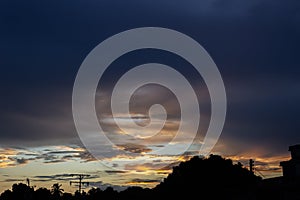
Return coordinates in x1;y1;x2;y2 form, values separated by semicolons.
0;182;149;200
1;155;298;200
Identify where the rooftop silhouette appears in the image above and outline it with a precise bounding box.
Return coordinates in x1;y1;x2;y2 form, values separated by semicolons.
280;144;300;179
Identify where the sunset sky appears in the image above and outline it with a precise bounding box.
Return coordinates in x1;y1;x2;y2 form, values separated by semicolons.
1;0;300;193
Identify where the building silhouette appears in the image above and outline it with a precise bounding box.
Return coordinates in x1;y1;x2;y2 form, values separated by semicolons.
280;144;300;179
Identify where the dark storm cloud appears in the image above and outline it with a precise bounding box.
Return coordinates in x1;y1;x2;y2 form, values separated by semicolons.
88;181;128;192
105;170;128;174
0;146;96;167
129;178;160;184
44;149;97;162
0;0;299;157
124;161;177;172
33;174;99;182
2;179;25;183
7;157;33;166
13;158;30;165
70;151;97;163
116;143;152;154
36;149;96;163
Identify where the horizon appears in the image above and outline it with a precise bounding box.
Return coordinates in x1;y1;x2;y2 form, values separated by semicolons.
0;145;290;193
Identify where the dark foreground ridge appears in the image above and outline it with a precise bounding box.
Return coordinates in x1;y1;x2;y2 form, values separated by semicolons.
1;155;300;200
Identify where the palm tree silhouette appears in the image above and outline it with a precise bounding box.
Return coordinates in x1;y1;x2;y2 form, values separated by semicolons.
51;183;64;199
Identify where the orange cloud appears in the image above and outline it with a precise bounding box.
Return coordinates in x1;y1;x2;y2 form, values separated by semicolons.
224;154;289;178
0;148;20;168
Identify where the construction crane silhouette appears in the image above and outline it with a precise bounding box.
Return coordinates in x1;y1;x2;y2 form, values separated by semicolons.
69;174;90;193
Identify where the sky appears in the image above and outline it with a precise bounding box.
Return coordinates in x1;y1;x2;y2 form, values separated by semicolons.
1;0;300;193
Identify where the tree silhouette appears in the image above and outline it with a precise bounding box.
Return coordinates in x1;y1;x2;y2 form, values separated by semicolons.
34;187;51;200
51;183;64;200
154;155;261;199
87;188;102;200
102;187;118;200
61;193;72;200
0;190;12;200
11;183;34;200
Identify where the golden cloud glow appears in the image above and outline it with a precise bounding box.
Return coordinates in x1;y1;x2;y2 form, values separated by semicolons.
225;154;289;178
0;148;19;168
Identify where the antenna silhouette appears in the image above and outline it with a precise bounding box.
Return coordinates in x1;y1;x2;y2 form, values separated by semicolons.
69;174;90;193
248;159;266;178
249;159;254;174
25;178;36;188
26;178;30;187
